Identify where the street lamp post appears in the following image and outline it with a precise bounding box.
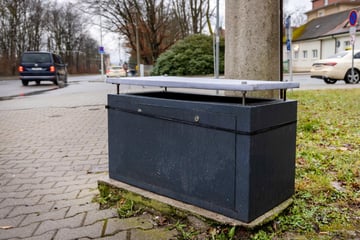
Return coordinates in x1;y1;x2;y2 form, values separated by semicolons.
136;18;140;76
118;36;122;65
99;0;104;81
215;0;220;80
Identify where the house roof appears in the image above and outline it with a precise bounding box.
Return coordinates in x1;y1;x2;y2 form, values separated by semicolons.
293;8;360;42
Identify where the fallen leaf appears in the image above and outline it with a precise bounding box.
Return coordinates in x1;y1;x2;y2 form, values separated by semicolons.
1;226;13;229
154;215;168;226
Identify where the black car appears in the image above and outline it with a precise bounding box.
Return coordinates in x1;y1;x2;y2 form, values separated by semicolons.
18;51;68;86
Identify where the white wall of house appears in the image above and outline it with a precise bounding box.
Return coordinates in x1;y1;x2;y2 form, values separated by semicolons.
283;32;360;72
321;39;336;58
336;34;360;51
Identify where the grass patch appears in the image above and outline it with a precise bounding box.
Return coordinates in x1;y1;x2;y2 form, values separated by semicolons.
256;89;360;239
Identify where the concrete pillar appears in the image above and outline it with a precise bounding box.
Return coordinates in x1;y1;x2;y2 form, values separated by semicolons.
225;0;281;98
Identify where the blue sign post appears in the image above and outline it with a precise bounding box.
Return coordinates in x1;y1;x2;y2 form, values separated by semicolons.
285;16;293;82
285;16;291;29
348;10;357;83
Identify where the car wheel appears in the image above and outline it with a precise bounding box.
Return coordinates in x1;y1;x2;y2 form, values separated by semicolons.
36;80;40;85
53;75;59;85
345;69;360;84
323;78;337;84
21;80;29;86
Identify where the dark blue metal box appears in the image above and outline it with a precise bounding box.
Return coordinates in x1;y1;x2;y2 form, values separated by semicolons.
107;91;297;223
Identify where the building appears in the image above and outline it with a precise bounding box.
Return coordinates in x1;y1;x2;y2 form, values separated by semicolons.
284;0;360;72
308;0;360;21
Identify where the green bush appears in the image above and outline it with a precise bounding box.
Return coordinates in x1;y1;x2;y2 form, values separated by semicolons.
152;34;224;76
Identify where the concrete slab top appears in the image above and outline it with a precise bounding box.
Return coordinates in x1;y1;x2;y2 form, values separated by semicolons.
106;76;300;92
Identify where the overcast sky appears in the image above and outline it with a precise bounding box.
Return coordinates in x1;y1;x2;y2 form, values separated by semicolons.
210;0;313;26
284;0;312;11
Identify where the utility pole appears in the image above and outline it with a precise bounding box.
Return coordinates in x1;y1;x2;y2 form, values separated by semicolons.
100;0;104;81
215;0;220;95
118;36;122;65
215;0;220;79
136;17;140;76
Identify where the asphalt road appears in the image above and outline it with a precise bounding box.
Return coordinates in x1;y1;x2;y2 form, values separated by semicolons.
0;75;103;101
0;74;359;107
283;73;360;90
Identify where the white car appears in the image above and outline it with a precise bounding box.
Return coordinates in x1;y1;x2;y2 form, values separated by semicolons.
106;66;127;78
310;50;360;84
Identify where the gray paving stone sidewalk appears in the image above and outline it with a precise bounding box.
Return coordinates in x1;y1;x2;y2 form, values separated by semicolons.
0;103;177;239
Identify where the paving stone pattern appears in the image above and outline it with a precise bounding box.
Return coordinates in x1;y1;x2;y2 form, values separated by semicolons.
0;105;178;239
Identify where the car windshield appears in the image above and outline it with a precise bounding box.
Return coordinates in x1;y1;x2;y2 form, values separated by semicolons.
327;52;348;59
22;53;51;63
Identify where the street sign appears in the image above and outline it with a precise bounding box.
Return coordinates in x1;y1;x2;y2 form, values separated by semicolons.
349;10;358;27
99;46;105;54
350;34;356;45
286;39;291;51
350;26;357;45
285;16;293;82
350;26;357;35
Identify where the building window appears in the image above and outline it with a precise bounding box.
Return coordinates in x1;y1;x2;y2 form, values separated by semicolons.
324;0;328;6
312;49;318;58
294;51;299;59
303;50;308;59
344;40;352;50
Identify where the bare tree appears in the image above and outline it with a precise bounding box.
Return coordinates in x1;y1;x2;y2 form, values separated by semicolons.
189;0;207;33
24;0;45;51
79;0;213;65
86;0;181;65
45;2;65;53
0;0;214;76
0;0;45;74
283;6;308;27
171;0;189;37
0;0;22;74
0;0;101;75
44;2;100;73
172;0;213;35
